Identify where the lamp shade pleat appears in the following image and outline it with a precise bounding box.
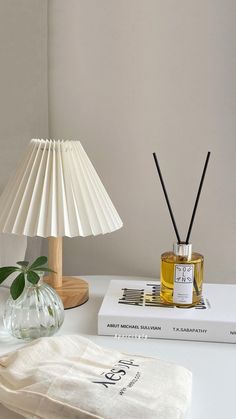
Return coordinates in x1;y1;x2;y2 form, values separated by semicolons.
0;139;123;237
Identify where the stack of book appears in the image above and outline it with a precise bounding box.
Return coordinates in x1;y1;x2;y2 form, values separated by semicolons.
98;280;236;343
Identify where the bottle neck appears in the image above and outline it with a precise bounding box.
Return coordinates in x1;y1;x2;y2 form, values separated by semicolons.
173;243;192;260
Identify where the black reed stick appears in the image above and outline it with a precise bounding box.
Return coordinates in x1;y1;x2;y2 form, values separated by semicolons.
185;151;211;244
153;153;181;243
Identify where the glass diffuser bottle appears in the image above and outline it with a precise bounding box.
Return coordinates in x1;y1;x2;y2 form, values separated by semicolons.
161;243;204;306
153;151;210;307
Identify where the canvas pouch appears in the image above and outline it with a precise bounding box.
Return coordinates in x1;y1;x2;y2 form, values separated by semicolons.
0;335;192;419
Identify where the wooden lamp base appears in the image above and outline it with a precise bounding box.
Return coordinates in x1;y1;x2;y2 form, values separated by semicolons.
44;276;89;309
46;237;89;309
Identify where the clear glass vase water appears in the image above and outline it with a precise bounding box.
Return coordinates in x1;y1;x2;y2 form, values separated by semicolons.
3;274;64;341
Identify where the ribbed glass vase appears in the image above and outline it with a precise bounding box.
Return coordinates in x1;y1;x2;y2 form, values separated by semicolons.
3;274;64;341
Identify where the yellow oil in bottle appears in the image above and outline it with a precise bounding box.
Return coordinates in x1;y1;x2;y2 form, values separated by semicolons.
160;244;204;307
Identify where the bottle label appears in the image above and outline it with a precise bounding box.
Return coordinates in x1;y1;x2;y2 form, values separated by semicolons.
173;264;194;304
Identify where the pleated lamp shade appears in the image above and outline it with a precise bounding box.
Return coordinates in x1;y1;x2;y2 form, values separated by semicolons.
0;139;123;309
0;139;123;237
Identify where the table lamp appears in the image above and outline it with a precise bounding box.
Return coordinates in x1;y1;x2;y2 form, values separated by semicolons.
0;139;123;309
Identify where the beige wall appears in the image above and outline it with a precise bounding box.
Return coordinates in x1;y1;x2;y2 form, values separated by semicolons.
0;0;48;264
49;1;235;283
0;0;48;189
3;1;235;284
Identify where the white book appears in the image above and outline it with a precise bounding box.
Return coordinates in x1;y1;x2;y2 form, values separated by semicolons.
98;280;236;343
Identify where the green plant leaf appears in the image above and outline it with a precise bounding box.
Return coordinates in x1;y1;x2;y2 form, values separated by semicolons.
10;273;25;300
34;268;56;273
29;256;48;270
17;261;29;267
48;306;53;317
0;267;19;284
27;271;40;285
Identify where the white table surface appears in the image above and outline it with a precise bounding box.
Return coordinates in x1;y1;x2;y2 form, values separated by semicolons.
0;275;235;419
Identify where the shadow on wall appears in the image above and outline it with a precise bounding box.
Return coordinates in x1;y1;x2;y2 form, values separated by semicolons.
0;234;27;286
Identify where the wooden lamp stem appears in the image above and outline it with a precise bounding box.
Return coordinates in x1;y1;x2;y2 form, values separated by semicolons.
45;237;89;309
48;237;62;288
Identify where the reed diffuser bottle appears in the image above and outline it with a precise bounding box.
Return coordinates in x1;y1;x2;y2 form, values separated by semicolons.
161;243;203;306
153;152;210;307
